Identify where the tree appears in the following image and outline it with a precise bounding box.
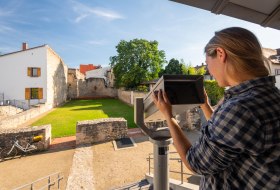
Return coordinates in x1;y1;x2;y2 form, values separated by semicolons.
164;58;183;74
160;58;189;76
110;39;166;89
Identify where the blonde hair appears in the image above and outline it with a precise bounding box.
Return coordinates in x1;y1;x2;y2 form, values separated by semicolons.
205;27;269;82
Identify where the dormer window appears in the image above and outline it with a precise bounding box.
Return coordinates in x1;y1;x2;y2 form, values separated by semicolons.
28;67;41;77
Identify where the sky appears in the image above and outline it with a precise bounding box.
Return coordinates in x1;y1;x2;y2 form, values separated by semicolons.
0;0;280;69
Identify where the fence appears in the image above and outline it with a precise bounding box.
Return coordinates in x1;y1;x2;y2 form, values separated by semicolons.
13;172;63;190
146;152;201;184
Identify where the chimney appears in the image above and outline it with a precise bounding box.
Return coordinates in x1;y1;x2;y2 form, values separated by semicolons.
22;42;28;50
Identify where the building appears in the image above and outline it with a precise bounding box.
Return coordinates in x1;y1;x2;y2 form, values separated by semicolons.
262;48;280;75
79;64;101;75
86;67;114;87
0;43;68;109
194;63;213;80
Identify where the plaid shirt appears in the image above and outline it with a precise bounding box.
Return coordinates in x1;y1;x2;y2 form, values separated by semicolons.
187;76;280;190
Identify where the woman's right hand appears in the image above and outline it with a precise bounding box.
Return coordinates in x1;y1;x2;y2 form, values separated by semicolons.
152;89;173;120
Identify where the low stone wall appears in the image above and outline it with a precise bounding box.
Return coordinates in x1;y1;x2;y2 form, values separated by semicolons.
0;104;51;130
76;118;128;145
0;124;51;151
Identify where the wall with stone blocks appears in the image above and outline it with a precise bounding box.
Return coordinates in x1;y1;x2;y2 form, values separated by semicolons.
0;104;51;130
0;124;51;151
76;118;128;145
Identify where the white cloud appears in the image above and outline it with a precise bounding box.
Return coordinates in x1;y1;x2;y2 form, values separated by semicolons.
88;40;107;46
72;1;124;23
0;25;14;33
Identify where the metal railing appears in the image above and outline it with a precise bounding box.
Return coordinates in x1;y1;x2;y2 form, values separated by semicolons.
13;172;64;190
146;152;201;184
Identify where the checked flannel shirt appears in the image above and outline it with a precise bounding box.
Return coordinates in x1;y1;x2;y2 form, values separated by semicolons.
187;76;280;190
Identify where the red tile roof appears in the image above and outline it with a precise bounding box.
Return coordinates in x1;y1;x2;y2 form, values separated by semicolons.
79;64;100;75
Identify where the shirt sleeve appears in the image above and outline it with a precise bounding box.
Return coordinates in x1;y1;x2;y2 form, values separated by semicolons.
187;102;264;175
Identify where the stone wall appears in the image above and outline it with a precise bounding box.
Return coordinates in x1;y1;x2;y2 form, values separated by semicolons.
77;78;117;98
67;69;117;99
67;68;85;99
0;104;51;130
76;118;127;145
47;47;68;108
0;124;51;151
0;106;23;117
117;89;147;105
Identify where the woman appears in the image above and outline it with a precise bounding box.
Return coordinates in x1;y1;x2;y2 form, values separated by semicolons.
153;27;280;190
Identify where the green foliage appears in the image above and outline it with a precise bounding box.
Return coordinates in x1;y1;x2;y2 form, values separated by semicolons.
110;39;166;89
164;58;184;74
196;66;206;75
204;80;225;105
136;85;148;92
31;99;137;138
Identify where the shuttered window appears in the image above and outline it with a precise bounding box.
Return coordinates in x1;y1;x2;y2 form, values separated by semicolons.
25;88;43;100
27;67;41;77
25;88;31;100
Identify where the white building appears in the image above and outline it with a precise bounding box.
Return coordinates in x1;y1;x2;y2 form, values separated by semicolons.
0;43;68;109
86;67;114;87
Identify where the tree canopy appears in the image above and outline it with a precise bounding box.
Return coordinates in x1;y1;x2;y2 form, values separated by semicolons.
110;39;166;89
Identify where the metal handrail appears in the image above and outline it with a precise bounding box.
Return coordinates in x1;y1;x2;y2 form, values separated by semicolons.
146;152;201;184
13;172;64;190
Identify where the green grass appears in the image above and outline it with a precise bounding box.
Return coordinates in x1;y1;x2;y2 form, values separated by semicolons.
31;99;137;138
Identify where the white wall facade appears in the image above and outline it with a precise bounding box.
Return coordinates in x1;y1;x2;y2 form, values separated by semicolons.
0;46;48;107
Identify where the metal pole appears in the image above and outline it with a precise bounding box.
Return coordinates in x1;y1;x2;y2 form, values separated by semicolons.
58;174;60;189
149;155;151;175
180;160;183;184
48;176;51;190
149;137;173;190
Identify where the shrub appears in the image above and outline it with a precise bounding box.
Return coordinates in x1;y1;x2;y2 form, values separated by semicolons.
136;85;149;92
204;80;225;105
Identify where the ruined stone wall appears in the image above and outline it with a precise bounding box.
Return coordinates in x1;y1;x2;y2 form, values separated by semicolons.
0;124;51;151
76;118;127;145
67;69;117;99
47;48;68;107
67;69;85;99
77;78;117;98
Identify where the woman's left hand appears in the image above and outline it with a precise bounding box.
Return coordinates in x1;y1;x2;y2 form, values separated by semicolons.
152;89;173;119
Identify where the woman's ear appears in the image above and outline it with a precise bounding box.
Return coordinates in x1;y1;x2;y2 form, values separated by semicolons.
216;47;227;63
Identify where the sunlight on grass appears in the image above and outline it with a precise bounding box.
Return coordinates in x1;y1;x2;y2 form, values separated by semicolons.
31;99;136;138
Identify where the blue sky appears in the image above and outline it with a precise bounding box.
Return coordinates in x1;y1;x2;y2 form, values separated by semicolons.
0;0;280;69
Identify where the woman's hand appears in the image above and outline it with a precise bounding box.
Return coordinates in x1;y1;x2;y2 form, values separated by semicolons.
201;88;211;108
152;89;173;120
200;88;213;120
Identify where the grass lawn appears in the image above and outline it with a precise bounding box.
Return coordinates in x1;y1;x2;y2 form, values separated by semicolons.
31;99;137;138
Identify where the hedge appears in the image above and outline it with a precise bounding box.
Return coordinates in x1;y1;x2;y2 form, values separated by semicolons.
204;80;225;105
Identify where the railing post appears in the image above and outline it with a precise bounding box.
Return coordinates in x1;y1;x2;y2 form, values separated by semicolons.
48;176;51;190
148;155;151;175
180;160;183;184
58;173;60;189
30;183;33;190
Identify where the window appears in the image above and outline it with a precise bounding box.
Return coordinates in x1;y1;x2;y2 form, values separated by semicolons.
25;88;43;100
275;69;280;75
27;67;41;77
